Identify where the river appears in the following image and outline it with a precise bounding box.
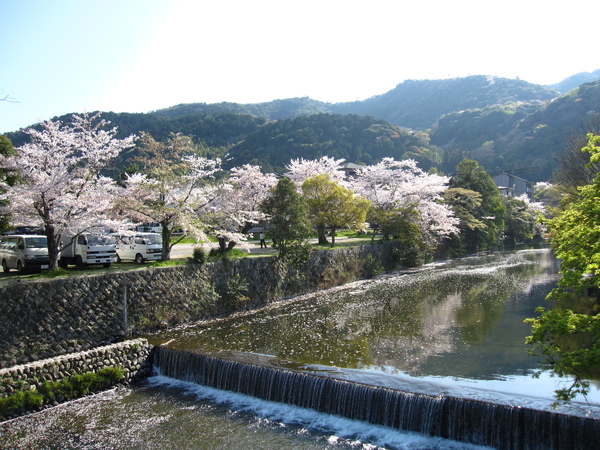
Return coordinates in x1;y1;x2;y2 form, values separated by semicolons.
1;248;598;449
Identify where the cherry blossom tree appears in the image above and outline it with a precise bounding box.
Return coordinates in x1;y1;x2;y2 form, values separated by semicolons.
504;193;546;245
285;156;347;189
0;113;136;269
118;133;221;260
350;157;458;245
0;135;18;232
204;164;278;251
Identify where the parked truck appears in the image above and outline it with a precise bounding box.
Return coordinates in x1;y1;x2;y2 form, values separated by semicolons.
111;232;163;263
59;233;117;269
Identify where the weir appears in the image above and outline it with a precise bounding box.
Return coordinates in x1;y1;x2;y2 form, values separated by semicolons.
154;347;600;450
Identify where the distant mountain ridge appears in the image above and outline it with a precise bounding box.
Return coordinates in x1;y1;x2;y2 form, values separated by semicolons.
153;97;333;121
6;72;600;182
548;69;600;94
431;80;600;180
154;75;559;131
331;75;558;130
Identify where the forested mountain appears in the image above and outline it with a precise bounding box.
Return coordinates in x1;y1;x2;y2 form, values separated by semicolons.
548;69;600;94
153;97;332;121
224;113;438;174
152;76;558;131
6;74;600;182
7;111;269;150
331;75;558;130
434;80;600;180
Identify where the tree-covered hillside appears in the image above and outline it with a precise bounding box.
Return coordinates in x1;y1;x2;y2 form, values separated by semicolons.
152;97;333;121
493;80;600;180
331;75;558;130
548;69;600;94
225;114;439;174
152;76;558;131
8;111;269;149
5;74;600;183
432;81;600;181
431;102;541;153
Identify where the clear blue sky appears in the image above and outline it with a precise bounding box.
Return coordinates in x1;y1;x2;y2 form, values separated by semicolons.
2;0;599;134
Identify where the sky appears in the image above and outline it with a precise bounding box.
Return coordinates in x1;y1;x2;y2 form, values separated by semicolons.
1;0;599;134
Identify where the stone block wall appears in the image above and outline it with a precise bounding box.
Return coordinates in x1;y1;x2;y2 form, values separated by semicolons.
0;339;152;396
0;242;403;368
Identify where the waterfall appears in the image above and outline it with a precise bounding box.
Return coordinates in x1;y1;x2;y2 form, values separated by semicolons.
153;347;599;449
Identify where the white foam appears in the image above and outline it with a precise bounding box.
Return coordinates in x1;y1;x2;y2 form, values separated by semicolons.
147;374;491;449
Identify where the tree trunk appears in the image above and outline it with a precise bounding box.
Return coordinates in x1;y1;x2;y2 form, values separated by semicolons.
371;225;380;244
161;222;172;261
330;227;337;247
46;225;59;270
317;224;329;245
241;222;253;234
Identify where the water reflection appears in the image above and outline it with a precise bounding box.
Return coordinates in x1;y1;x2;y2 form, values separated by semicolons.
3;249;598;449
149;249;560;381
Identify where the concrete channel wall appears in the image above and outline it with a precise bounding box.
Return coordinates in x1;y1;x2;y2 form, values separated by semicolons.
0;242;404;368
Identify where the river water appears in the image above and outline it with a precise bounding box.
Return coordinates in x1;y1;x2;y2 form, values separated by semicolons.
1;248;598;449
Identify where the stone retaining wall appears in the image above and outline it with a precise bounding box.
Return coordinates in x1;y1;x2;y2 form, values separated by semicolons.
0;339;152;396
0;242;405;368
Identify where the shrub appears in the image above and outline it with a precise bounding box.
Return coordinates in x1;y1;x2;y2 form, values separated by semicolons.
0;390;43;419
209;248;249;262
363;254;383;279
71;373;97;396
319;267;353;289
218;274;250;311
191;247;207;264
96;367;125;384
0;366;127;420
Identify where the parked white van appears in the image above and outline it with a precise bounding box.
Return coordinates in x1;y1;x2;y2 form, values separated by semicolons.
0;235;50;274
137;222;162;233
111;232;163;264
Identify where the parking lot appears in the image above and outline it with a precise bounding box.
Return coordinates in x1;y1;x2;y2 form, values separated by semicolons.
0;241;274;279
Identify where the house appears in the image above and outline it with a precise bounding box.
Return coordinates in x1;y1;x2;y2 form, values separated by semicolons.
492;173;534;200
340;162;365;178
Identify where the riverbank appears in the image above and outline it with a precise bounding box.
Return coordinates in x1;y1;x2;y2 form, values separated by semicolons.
0;240;406;368
3;248;596;450
0;339;152;421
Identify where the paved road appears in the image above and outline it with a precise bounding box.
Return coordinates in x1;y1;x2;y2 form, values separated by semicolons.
169;241;275;259
169;235;371;259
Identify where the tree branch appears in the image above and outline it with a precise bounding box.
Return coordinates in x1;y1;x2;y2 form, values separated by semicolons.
0;94;19;104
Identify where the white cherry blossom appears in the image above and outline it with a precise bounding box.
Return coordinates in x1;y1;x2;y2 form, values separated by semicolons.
0;113;136;269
